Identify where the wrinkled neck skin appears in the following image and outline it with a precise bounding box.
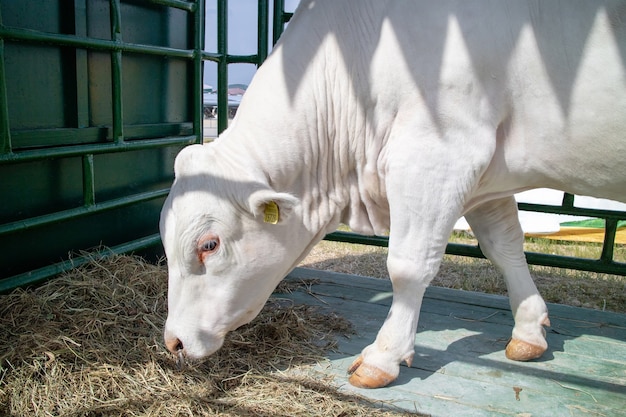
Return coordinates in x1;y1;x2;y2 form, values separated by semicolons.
211;22;392;266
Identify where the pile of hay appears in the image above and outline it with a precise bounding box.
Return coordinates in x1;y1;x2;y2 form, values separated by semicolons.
0;254;418;416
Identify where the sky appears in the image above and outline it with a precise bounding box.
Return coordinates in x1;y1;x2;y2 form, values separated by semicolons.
203;0;301;89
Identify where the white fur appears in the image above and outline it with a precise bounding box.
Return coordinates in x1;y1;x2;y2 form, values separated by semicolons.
161;0;626;378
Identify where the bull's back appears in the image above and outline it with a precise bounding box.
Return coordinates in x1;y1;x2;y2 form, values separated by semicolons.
366;0;626;203
480;1;626;202
268;1;626;204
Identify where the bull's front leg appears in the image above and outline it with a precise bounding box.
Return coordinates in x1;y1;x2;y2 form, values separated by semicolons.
347;256;432;388
348;144;470;388
347;205;458;388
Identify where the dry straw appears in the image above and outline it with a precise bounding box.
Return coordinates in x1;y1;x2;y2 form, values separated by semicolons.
0;253;420;416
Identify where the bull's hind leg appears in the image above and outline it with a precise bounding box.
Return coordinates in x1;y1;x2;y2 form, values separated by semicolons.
465;197;550;361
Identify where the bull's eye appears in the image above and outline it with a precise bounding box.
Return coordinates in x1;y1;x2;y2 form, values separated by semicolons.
202;240;218;252
197;234;220;263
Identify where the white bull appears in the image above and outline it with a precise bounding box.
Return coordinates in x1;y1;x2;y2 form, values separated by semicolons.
161;0;626;388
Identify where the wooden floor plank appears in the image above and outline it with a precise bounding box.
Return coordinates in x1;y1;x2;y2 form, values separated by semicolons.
322;357;620;417
279;268;626;417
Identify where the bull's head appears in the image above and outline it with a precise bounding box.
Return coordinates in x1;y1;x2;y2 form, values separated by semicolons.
160;144;310;360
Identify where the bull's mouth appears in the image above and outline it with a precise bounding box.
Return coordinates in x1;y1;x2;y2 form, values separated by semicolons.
176;349;186;370
167;331;227;369
172;348;208;369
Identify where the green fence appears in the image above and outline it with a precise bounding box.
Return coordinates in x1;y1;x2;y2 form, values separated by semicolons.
0;0;205;291
0;1;623;293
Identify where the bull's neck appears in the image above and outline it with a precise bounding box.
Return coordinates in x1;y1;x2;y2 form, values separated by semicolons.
214;24;390;239
216;102;348;238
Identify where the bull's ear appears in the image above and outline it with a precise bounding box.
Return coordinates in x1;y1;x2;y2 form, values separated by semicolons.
248;189;299;225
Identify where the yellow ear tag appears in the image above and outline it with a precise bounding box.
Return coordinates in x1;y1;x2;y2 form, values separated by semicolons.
263;201;280;224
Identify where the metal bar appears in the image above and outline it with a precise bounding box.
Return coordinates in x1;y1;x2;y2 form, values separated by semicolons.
200;52;262;65
225;53;261;64
148;0;197;12
74;0;90;128
272;0;284;45
0;234;163;293
82;154;96;207
201;50;222;62
0;6;11;156
324;231;389;247
110;0;124;144
10;122;193;149
0;39;11;155
0;27;195;59
445;242;626;276
272;0;286;45
74;52;90;128
216;0;228;134
0;135;197;164
601;218;618;263
257;0;269;64
0;188;170;237
518;202;626;221
523;251;625;276
199;54;270;66
445;242;484;258
562;192;575;208
326;231;626;276
192;0;204;144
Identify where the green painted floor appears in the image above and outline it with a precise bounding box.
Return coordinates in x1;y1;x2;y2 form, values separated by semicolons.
279;268;626;417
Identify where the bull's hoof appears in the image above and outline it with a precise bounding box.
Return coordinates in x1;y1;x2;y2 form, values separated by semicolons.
347;356;396;388
505;338;546;361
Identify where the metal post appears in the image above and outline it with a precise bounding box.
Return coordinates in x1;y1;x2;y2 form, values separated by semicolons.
257;0;269;64
194;0;205;144
82;154;96;207
0;5;11;155
601;219;617;263
110;0;124;143
217;0;228;134
0;39;11;155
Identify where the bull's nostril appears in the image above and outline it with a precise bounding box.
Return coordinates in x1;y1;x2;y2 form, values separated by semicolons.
165;337;184;354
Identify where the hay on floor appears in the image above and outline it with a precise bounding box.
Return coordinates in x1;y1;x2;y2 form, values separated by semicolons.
0;253;420;416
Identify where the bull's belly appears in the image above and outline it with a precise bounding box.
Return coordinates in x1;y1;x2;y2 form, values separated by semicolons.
468;150;626;213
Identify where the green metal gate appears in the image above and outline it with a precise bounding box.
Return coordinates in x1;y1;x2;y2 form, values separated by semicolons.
0;0;205;291
0;1;623;293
